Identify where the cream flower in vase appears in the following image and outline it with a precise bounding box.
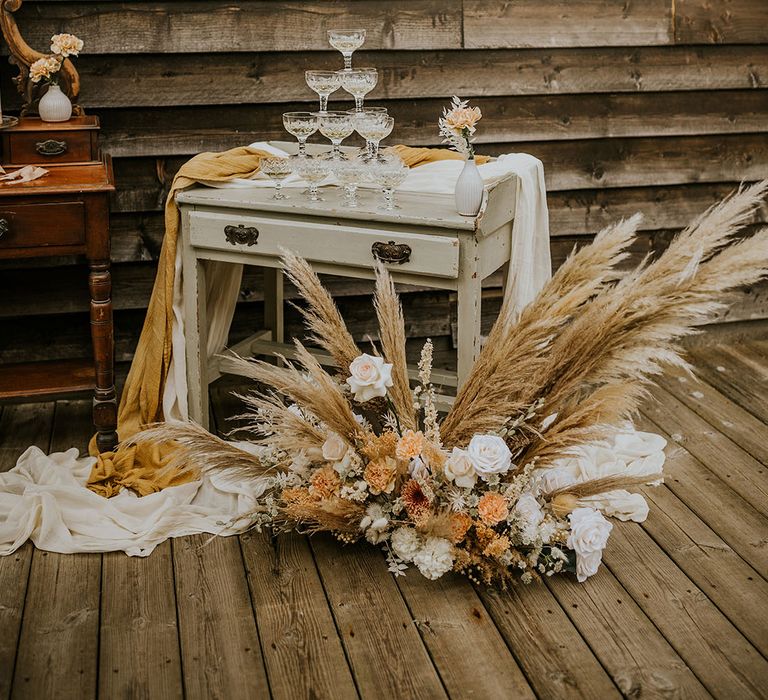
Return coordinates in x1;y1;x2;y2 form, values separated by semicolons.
347;353;393;402
50;33;84;57
29;56;62;84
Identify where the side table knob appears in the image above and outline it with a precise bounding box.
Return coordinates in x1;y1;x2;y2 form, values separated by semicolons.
0;219;9;239
224;224;260;246
372;240;412;264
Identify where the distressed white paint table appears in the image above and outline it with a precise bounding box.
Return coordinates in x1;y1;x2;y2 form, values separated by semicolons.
177;143;516;428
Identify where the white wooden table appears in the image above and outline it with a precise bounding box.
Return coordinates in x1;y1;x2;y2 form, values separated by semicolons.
177;142;517;428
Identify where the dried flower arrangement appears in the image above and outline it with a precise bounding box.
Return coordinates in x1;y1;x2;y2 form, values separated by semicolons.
135;182;768;585
439;96;482;159
29;33;84;86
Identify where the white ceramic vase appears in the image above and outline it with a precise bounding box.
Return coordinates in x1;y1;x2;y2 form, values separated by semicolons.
39;84;72;123
454;156;485;216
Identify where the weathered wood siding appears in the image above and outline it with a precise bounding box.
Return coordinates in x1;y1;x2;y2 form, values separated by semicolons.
1;0;767;364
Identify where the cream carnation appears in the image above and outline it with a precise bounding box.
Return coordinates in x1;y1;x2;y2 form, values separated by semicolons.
443;447;477;488
50;33;84;57
347;353;393;402
390;527;421;562
467;434;512;480
567;507;613;582
413;537;454;580
29;56;61;83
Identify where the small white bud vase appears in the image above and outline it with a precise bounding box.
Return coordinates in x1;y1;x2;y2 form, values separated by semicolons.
38;84;72;123
454;156;484;216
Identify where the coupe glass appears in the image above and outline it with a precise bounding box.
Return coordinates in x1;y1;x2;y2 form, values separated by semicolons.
282;111;318;157
332;157;367;208
316;111;355;160
294;155;330;202
328;28;366;71
370;156;409;211
260;157;294;200
354;111;394;161
305;70;341;113
338;68;378;112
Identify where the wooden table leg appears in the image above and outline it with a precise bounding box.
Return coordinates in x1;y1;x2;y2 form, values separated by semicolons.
456;237;482;388
89;259;118;452
182;227;210;429
263;266;284;343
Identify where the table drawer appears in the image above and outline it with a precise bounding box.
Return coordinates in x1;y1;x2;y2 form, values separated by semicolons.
0;202;86;251
4;129;97;166
189;211;461;278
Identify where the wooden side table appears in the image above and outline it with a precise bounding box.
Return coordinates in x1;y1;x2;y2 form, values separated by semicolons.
0;116;118;452
177;141;517;428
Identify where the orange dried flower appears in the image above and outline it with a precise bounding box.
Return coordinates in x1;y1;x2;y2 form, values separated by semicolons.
478;492;509;526
281;487;313;506
402;478;432;521
396;429;425;460
483;535;511;559
360;431;398;461
449;512;473;543
309;466;341;498
364;456;398;495
422;441;447;471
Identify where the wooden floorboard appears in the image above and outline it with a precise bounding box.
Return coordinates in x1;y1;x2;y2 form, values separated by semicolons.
0;403;55;700
12;401;101;700
1;339;768;698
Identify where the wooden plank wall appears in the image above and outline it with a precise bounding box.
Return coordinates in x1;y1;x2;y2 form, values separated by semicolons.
1;0;767;365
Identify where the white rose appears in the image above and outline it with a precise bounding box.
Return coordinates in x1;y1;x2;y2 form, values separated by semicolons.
443;447;477;488
532;466;577;496
391;527;422;562
347;353;393;402
467;434;513;480
575;445;626;481
322;431;348;462
574;550;603;583
413;537;454;580
567;507;613;583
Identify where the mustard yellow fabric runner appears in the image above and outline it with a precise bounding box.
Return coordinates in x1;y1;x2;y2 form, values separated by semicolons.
87;145;488;497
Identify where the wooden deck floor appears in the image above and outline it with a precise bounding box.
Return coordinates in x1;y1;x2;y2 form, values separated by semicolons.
1;339;767;699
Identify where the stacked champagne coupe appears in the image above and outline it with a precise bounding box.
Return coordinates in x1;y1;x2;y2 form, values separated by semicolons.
265;28;408;210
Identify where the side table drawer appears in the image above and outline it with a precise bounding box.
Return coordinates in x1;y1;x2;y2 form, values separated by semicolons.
189;210;460;278
5;130;96;165
0;201;86;251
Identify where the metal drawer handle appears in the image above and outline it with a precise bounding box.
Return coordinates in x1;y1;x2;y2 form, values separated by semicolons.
0;218;8;239
35;139;68;156
372;240;411;265
224;224;259;246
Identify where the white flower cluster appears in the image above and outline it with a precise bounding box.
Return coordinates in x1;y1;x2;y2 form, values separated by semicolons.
391;527;454;580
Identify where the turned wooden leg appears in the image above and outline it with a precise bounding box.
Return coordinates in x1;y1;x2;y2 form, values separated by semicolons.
89;260;118;452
